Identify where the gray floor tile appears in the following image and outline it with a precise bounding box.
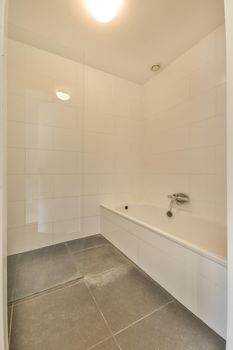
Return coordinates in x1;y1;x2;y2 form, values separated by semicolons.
66;234;109;253
12;244;81;301
9;237;225;350
90;337;120;350
10;281;111;350
7;255;20;302
86;265;172;333
72;244;130;276
116;301;226;350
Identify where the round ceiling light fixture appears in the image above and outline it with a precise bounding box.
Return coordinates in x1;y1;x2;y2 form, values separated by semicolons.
150;64;161;72
56;91;71;101
85;0;123;23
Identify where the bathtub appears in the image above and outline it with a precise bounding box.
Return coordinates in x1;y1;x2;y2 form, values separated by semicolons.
100;203;227;338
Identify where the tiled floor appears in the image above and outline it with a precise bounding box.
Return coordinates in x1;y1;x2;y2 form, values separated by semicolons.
8;234;226;350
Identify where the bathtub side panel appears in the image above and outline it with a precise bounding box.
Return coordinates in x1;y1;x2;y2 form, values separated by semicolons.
100;206;227;338
100;208;139;264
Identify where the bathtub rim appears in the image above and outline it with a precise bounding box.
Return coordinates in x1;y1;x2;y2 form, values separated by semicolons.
100;204;227;267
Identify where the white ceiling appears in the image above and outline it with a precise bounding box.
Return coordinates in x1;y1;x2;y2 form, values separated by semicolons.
8;0;225;84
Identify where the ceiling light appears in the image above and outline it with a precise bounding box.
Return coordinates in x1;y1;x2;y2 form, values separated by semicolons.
85;0;123;23
56;91;70;101
150;64;161;72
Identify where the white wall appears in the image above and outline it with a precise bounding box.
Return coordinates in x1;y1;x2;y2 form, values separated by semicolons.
83;66;142;231
7;25;227;255
142;25;227;224
225;0;233;348
0;0;9;347
7;39;142;255
7;40;84;254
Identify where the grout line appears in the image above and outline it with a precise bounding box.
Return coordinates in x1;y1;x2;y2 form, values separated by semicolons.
132;265;174;300
66;242;111;256
64;242;120;277
114;300;174;337
96;238;174;302
9;236;173;346
8;238;129;306
112;335;122;350
84;279;122;350
10;277;84;306
142;143;226;157
144;84;223;121
86;336;113;350
8;234;106;258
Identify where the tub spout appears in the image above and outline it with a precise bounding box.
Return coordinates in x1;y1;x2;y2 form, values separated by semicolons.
167;193;190;217
167;196;175;217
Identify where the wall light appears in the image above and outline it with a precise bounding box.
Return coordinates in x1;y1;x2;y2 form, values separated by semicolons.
56;91;71;101
85;0;123;23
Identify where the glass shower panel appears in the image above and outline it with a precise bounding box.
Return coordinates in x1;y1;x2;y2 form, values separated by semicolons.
25;60;84;245
28;105;78;227
7;40;84;251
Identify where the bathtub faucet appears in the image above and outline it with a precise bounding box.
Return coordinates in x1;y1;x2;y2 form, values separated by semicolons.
167;193;190;217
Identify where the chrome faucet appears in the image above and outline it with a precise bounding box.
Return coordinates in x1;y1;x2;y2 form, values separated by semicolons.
167;193;190;217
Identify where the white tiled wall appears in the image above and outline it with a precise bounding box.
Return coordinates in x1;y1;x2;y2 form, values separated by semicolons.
7;40;84;254
7;40;143;255
83;66;142;228
7;24;226;254
142;25;227;224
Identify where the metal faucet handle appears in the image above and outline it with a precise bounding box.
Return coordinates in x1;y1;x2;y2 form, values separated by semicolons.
167;193;190;205
168;194;175;199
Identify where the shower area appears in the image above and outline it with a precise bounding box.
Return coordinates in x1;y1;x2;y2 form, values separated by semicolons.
6;0;227;349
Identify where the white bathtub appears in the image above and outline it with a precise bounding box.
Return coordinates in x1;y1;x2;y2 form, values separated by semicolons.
100;203;227;338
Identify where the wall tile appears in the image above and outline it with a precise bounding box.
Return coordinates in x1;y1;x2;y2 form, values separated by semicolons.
8;175;25;201
83;195;100;217
8;201;25;228
53;219;80;236
142;25;226;223
83;216;100;236
189;60;226;98
26;150;38;174
8;148;25;174
7;94;25;122
53;197;81;221
26;175;39;200
217;83;226;115
7;224;53;255
54;174;81;197
8;121;25;148
187;116;225;149
83;174;99;195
